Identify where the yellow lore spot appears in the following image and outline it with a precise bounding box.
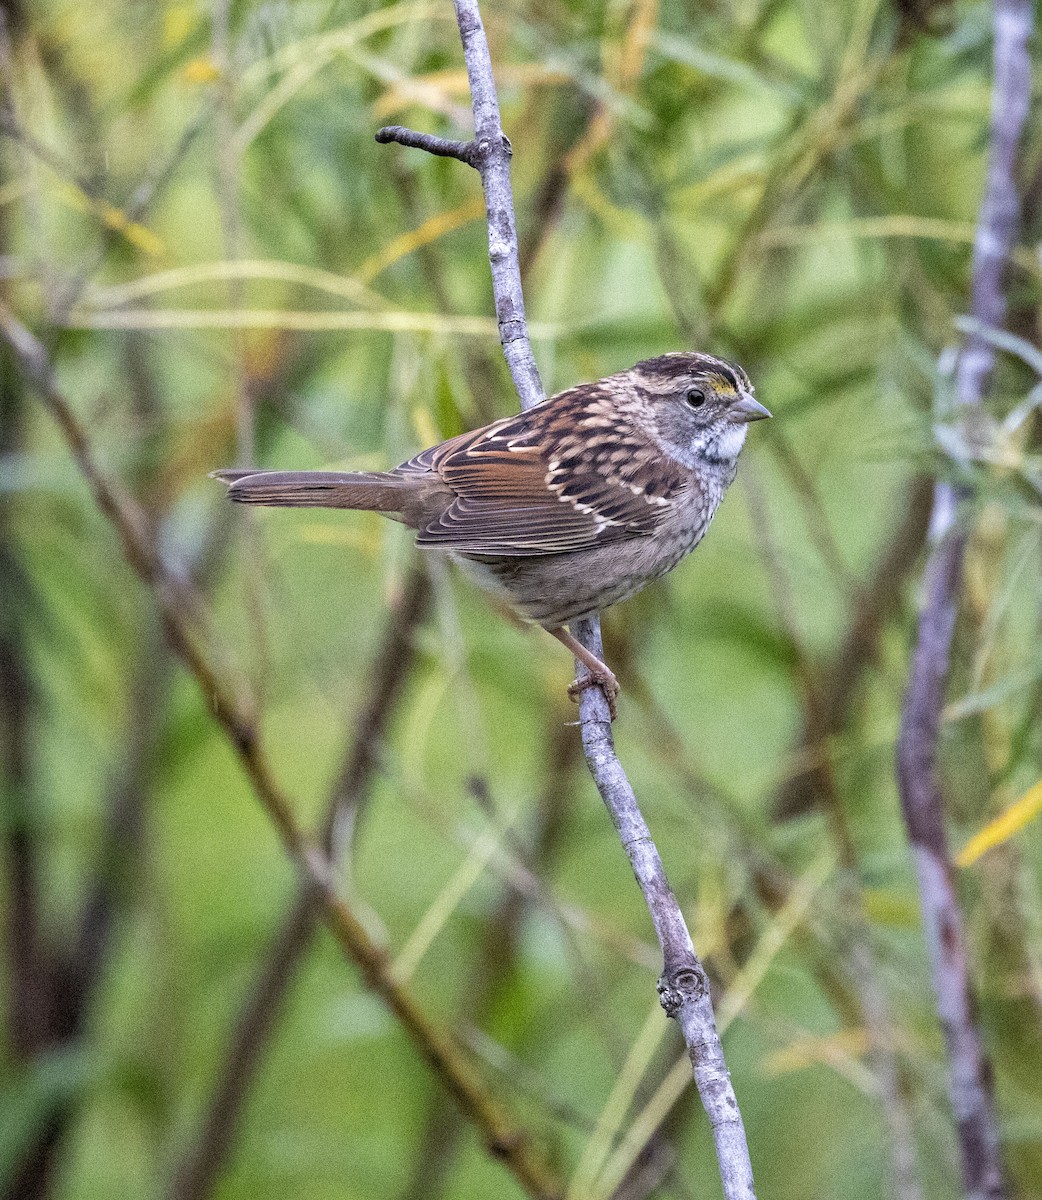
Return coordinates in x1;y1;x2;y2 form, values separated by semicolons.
708;373;738;395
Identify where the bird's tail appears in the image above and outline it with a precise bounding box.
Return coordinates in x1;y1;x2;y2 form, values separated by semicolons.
211;468;414;512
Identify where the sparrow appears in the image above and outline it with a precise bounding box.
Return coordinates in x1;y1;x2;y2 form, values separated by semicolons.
213;352;769;718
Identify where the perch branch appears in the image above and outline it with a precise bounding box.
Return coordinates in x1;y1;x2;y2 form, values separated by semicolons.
896;2;1033;1198
374;4;756;1195
0;306;562;1200
571;617;755;1199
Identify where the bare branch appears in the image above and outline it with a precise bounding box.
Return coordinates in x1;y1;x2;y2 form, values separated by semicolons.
896;3;1034;1197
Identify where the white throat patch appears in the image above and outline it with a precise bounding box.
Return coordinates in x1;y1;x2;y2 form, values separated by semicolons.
706;423;747;462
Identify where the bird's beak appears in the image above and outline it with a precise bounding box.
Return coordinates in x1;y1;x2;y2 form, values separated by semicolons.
731;393;772;423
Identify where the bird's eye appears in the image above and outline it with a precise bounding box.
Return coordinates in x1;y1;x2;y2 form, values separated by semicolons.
685;387;707;409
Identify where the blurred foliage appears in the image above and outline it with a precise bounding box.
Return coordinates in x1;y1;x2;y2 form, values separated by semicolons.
2;1;1042;1198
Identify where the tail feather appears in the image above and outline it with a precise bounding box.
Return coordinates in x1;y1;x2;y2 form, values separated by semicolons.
211;469;412;512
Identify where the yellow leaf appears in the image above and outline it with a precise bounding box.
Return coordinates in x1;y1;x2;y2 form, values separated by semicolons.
957;778;1042;867
96;203;166;257
182;57;222;84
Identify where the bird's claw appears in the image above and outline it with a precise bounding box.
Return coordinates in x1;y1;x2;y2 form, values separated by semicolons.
567;670;619;721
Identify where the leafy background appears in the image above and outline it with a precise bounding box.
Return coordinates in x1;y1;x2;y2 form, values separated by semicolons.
2;1;1042;1198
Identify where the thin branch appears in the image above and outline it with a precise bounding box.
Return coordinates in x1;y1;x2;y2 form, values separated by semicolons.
0;307;562;1200
373;3;757;1195
775;474;934;820
896;3;1033;1198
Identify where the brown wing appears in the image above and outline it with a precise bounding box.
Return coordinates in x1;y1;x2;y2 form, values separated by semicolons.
396;387;692;557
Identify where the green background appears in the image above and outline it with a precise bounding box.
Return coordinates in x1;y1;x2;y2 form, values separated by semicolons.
2;1;1041;1197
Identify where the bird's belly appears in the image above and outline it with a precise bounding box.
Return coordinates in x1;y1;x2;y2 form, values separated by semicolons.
454;509;712;628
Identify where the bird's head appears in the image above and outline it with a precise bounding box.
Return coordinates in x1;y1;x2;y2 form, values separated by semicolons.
625;352;770;470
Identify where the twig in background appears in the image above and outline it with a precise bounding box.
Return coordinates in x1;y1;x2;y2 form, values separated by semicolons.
775;475;934;820
896;2;1033;1197
375;3;756;1195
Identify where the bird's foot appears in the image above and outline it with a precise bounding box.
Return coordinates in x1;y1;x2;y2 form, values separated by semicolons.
567;667;619;721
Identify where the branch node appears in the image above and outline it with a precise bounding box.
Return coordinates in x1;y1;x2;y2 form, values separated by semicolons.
657;960;708;1017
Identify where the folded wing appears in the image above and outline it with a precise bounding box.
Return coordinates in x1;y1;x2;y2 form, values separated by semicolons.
401;393;692;557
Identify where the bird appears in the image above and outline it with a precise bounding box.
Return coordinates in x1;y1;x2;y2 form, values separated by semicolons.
213;352;769;718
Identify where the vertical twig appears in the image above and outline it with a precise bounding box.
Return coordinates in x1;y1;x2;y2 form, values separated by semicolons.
896;3;1033;1198
380;8;757;1191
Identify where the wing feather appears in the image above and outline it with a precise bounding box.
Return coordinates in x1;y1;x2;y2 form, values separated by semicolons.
399;392;691;556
